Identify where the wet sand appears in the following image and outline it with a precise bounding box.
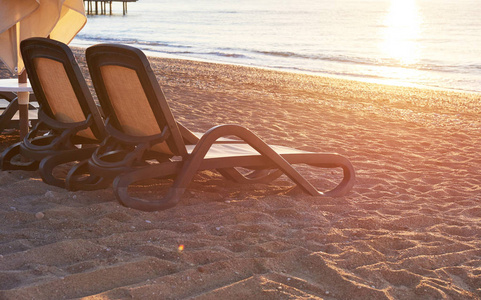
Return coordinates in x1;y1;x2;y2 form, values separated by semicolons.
0;47;480;299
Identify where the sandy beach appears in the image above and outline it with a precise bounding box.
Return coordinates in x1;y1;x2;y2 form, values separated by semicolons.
0;47;480;299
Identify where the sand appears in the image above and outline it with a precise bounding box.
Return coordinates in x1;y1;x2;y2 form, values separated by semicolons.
0;47;480;299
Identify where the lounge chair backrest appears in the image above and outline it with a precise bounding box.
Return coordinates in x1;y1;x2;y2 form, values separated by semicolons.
86;44;187;157
20;38;105;141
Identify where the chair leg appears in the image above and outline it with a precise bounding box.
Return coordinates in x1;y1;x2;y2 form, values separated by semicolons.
301;153;356;197
217;167;283;184
0;142;39;171
39;147;98;188
113;161;184;211
66;159;112;191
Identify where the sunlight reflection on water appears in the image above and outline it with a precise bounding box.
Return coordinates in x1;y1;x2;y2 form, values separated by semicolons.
73;0;481;93
382;0;421;65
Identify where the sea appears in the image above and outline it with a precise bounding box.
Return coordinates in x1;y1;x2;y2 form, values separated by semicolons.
72;0;481;94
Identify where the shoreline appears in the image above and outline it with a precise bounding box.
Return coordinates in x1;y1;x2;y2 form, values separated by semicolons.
149;51;481;95
72;41;481;95
72;35;481;96
1;45;480;299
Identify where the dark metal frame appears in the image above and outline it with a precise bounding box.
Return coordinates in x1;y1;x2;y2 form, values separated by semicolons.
78;44;355;211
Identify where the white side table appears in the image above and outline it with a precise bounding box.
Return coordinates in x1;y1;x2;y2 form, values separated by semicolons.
0;78;33;140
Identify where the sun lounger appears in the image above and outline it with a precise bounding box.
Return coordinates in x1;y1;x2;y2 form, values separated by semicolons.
0;38;107;188
78;43;355;211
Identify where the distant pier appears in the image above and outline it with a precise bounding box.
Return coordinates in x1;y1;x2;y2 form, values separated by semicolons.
84;0;137;15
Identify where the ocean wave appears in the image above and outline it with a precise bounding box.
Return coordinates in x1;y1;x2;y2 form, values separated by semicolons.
251;49;481;75
206;51;247;58
75;34;479;79
75;34;192;49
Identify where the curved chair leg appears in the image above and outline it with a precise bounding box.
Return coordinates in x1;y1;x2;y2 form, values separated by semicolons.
302;153;356;197
0;142;39;171
39;147;98;188
218;167;283;184
66;159;112;191
113;161;184;211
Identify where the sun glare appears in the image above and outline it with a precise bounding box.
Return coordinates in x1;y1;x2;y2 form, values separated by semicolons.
382;0;421;65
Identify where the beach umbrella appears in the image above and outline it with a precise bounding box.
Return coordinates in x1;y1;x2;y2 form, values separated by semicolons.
0;0;86;139
0;0;87;76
